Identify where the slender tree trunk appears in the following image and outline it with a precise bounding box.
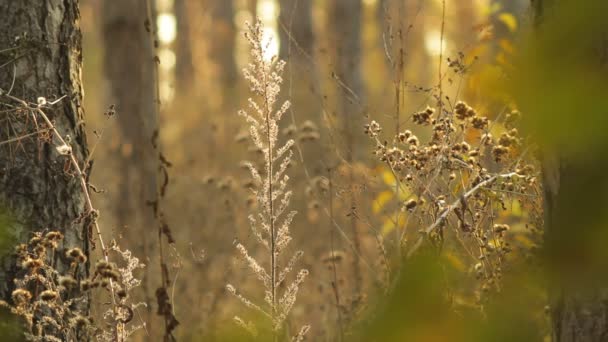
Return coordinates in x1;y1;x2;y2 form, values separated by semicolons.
277;0;321;155
278;0;314;61
101;0;159;334
249;0;258;18
208;0;237;90
174;0;195;93
534;0;608;341
0;0;89;336
327;0;364;294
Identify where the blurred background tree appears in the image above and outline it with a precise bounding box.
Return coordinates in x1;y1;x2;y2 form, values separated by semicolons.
101;2;160;329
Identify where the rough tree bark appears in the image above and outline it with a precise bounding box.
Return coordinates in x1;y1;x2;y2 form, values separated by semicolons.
0;0;89;330
534;0;608;341
327;0;365;294
101;0;159;334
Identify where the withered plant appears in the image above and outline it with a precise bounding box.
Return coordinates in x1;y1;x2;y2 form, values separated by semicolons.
0;231;91;341
0;93;146;341
226;20;309;341
0;231;145;342
365;100;542;302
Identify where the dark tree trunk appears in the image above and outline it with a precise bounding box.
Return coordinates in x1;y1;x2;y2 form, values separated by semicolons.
534;0;608;341
101;0;159;334
543;156;608;342
0;0;89;335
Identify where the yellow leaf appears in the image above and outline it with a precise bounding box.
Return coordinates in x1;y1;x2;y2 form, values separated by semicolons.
373;190;394;214
510;199;523;217
381;215;406;236
395;187;412;201
465;44;489;65
498;13;518;32
490;2;502;15
381;170;396;187
499;39;515;55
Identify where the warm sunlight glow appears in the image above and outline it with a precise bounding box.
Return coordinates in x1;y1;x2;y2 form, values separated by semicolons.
255;0;279;61
257;0;277;23
261;27;279;61
424;30;447;57
156;0;174;12
234;9;252;30
157;14;176;44
158;48;176;71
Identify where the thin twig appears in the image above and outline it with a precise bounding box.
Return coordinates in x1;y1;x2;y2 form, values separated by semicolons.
328;169;344;342
406;172;523;259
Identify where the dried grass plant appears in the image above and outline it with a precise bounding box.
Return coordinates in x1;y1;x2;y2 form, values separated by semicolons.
365;94;542;302
226;20;309;341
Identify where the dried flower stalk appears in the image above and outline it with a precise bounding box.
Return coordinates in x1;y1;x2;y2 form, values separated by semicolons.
226;20;309;340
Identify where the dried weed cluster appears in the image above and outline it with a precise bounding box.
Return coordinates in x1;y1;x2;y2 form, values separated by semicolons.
366;101;541;302
0;231;91;341
95;242;146;342
0;231;144;341
226;20;309;340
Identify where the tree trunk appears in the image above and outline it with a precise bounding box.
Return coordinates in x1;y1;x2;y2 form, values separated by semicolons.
249;0;258;18
208;0;237;89
277;0;321;155
0;0;89;336
534;1;608;341
327;0;365;294
174;0;195;93
542;155;608;342
278;0;314;61
101;0;159;335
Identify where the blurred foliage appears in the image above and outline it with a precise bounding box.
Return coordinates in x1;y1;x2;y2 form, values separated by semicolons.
0;207;25;340
512;0;608;289
0;206;15;254
513;1;608;155
356;253;547;342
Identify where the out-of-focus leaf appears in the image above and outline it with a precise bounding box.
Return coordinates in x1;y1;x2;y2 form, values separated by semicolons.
373;190;393;214
498;39;515;55
0;208;22;340
498;13;517;32
381;169;396;187
381;214;406;236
